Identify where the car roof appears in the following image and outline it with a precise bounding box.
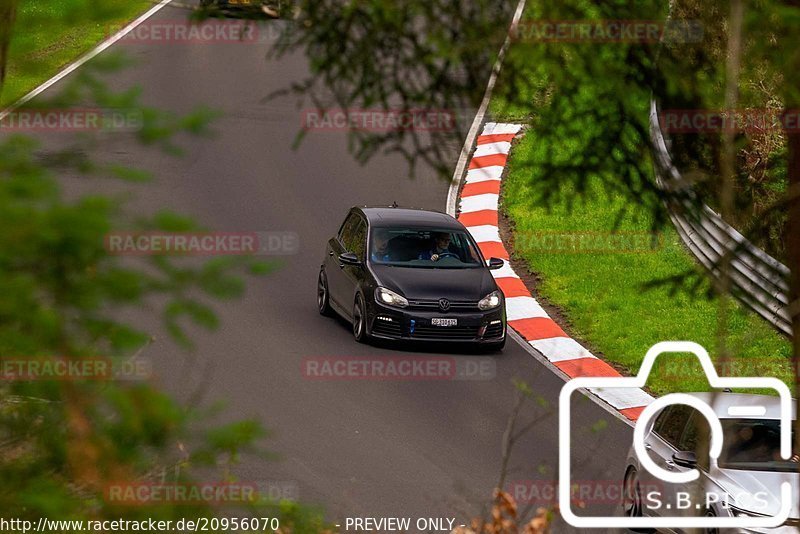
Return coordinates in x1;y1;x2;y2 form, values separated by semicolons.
358;206;465;230
681;392;795;420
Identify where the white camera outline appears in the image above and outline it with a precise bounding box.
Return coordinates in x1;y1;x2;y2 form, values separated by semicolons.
558;341;793;529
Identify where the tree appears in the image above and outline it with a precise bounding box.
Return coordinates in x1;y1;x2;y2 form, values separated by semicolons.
0;10;325;531
270;0;800;517
268;0;514;177
271;1;799;360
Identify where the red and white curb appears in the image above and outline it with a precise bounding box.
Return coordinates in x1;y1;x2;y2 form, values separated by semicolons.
456;122;653;421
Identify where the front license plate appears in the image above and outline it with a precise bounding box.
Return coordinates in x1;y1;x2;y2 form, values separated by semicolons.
431;318;457;327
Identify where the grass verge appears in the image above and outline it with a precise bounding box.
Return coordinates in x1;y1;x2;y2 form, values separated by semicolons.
487;14;792;395
2;0;153;107
499;143;792;396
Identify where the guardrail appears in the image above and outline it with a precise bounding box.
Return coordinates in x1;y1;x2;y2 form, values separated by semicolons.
649;100;792;337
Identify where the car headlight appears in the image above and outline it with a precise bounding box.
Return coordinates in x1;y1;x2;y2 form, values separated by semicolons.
478;290;502;310
375;287;408;308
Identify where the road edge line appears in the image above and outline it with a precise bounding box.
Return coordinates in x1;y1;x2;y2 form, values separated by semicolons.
444;0;527;218
453;123;653;426
508;329;632;426
0;0;175;121
442;0;649;426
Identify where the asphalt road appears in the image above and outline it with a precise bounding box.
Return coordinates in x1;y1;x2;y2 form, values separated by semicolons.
22;4;633;530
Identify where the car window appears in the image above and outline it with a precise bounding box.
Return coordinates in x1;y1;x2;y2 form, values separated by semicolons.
719;419;798;472
652;406;672;436
679;408;709;452
368;227;483;268
654;404;693;448
349;220;367;261
338;213;360;249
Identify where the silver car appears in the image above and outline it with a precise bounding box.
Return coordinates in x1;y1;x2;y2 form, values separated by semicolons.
622;392;799;533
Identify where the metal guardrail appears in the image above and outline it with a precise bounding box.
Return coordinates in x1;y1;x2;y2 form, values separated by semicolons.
649;100;793;337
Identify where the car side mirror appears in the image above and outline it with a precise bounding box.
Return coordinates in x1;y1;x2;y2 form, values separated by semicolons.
338;252;361;266
488;257;504;270
672;450;697;469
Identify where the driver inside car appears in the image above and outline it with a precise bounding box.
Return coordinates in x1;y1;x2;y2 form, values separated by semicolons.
419;231;455;261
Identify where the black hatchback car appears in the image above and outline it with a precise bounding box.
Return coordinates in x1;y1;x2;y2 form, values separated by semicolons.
317;206;507;349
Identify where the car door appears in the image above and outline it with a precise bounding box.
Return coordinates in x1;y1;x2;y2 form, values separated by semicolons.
327;212;359;311
640;404;693;517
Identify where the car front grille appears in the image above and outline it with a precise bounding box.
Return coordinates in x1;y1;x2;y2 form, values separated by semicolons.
408;299;480;312
410;324;481;340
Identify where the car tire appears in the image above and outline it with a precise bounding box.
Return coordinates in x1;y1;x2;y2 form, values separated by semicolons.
317;269;333;316
622;467;653;533
352;293;369;343
703;508;718;534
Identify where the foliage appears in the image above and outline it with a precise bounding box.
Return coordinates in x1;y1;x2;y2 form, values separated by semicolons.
0;26;324;534
502;134;792;395
453;490;554;534
268;0;513;177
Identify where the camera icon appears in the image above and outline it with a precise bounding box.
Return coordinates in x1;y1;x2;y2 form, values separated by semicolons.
559;341;793;530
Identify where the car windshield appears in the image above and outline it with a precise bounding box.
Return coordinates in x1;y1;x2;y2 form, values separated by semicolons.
369;227;483;268
718;419;799;472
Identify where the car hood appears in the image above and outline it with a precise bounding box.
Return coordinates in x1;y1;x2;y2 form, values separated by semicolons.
370;264;498;302
710;466;799;518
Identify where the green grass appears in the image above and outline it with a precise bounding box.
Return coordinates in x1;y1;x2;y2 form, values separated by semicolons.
485;2;793;396
2;0;153;107
499;133;793;396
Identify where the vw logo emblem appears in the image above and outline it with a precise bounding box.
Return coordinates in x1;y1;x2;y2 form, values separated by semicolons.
438;298;450;311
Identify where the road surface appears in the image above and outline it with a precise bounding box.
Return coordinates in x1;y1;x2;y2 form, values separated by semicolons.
21;4;633;529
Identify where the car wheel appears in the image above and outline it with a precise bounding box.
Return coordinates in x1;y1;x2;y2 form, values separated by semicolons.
317;269;332;316
703;508;718;534
622;467;653;533
352;294;369;343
